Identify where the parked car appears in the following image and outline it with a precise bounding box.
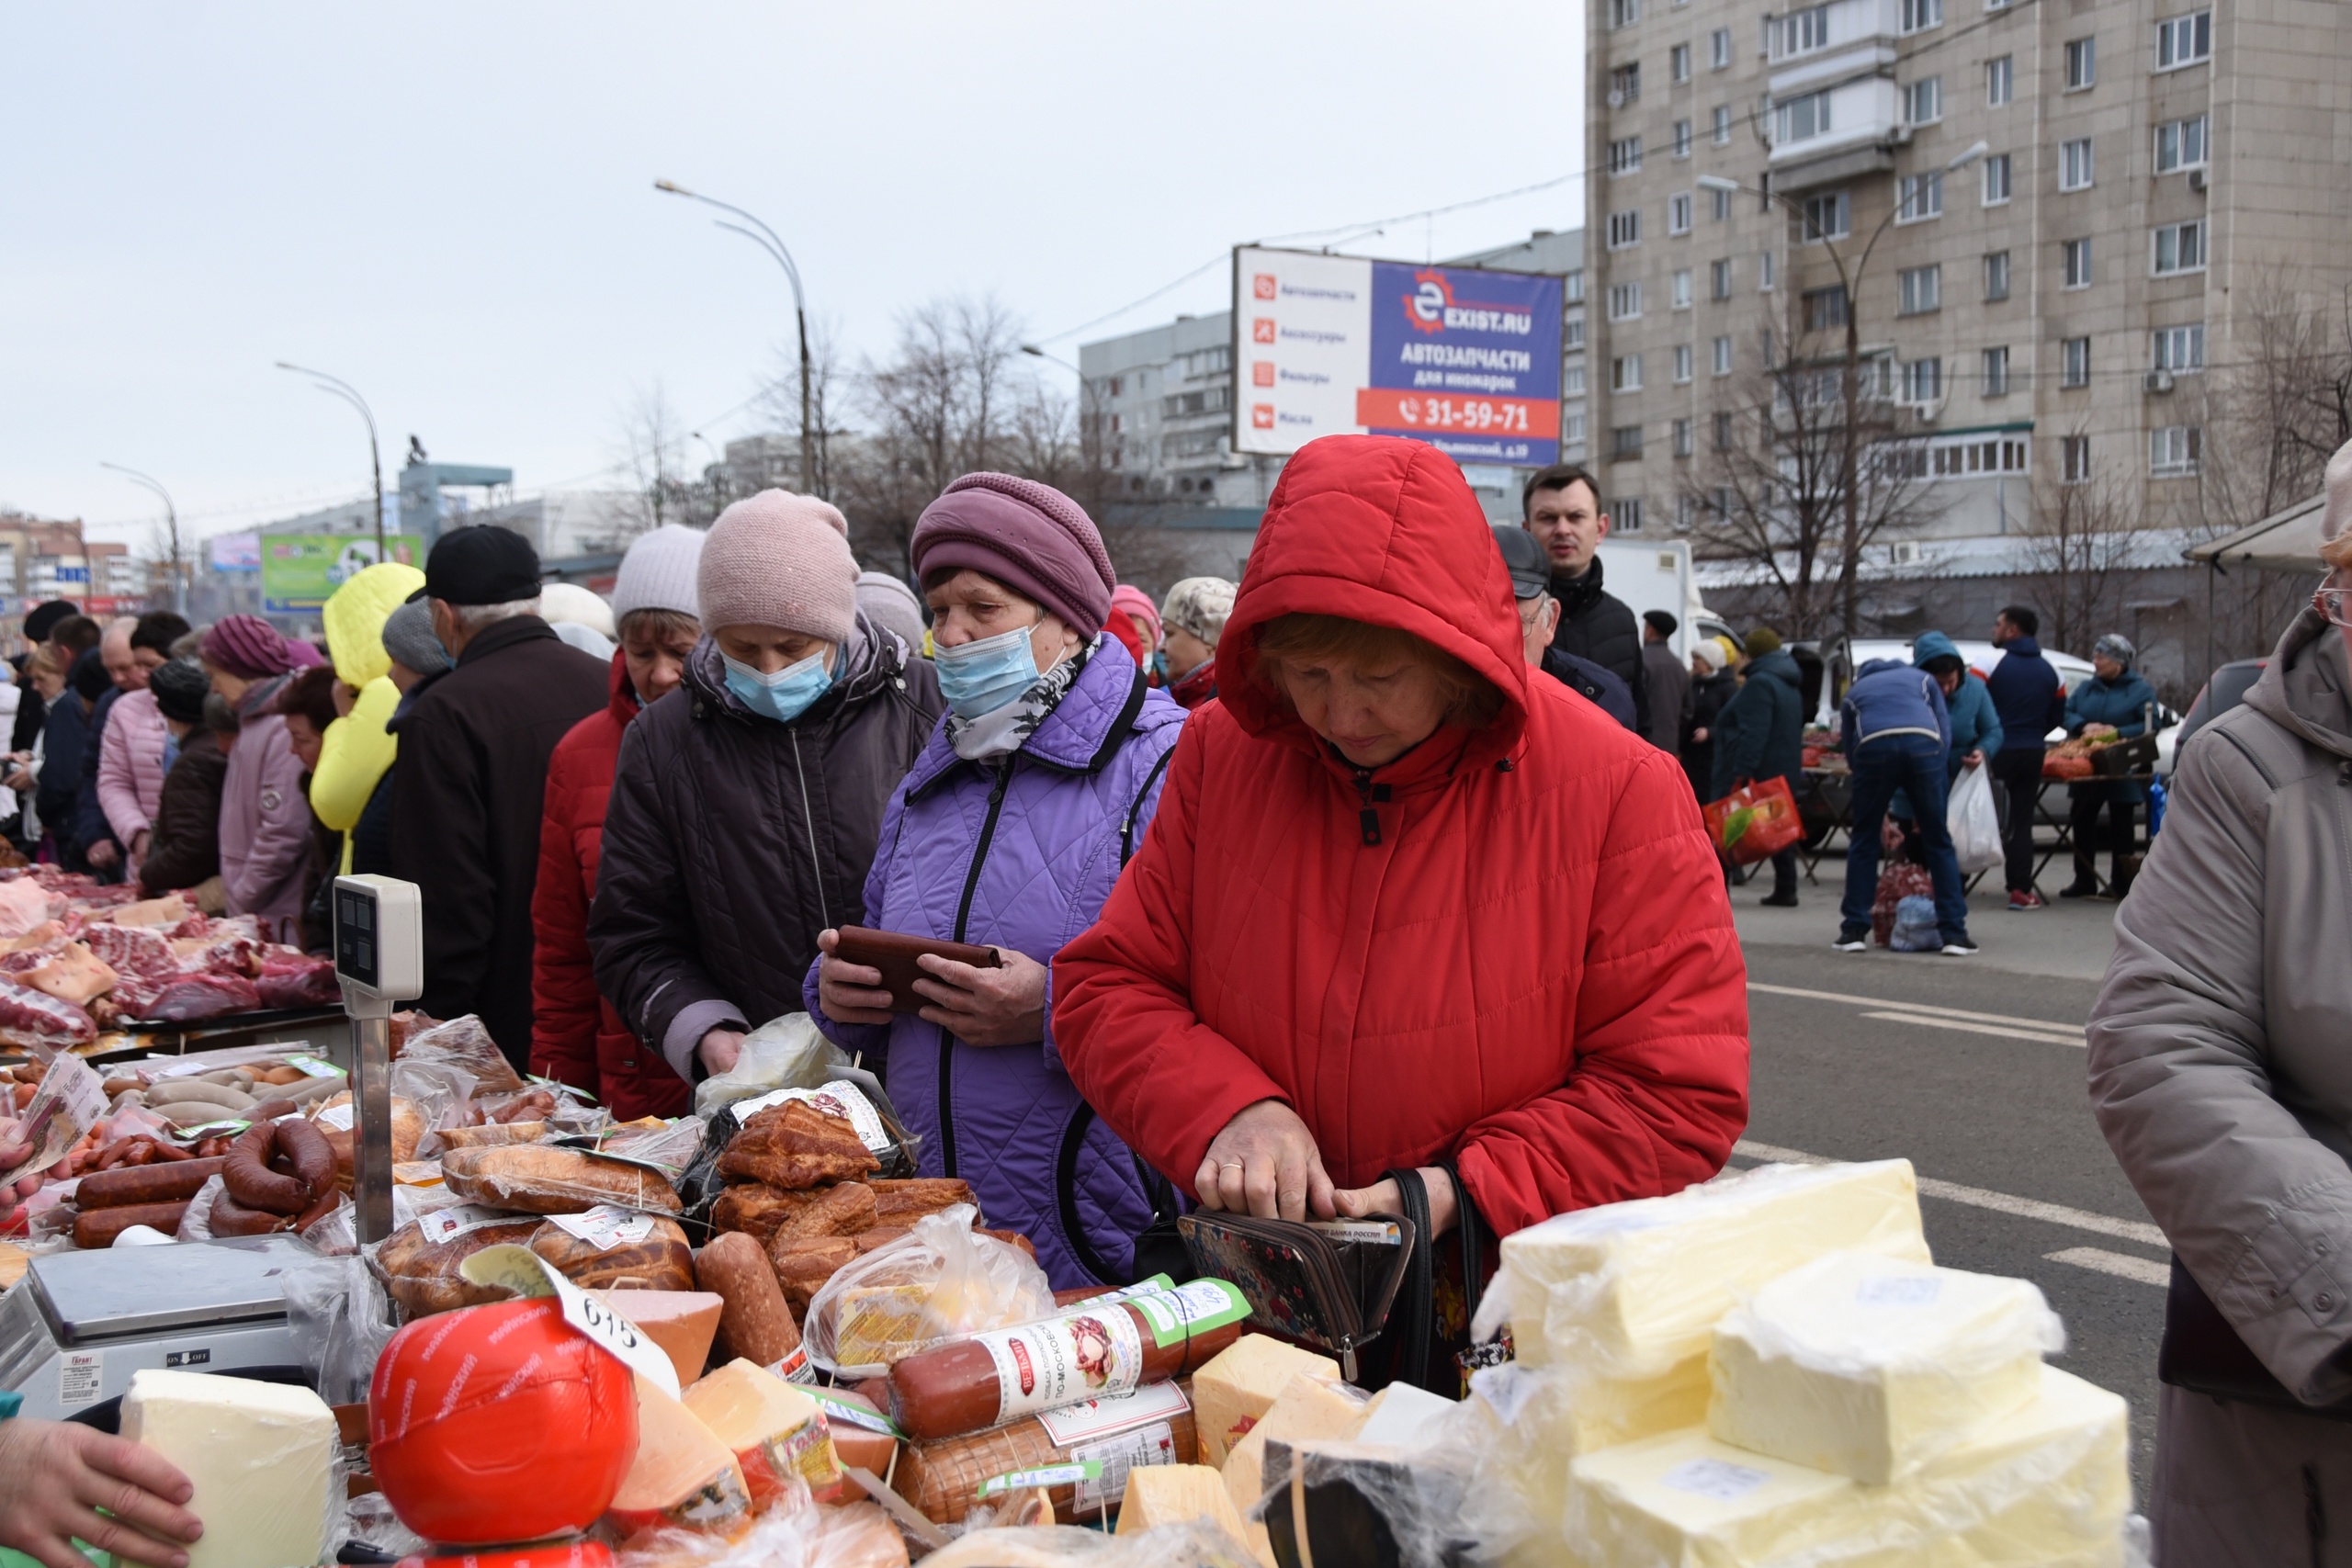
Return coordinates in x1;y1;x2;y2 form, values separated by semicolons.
1816;637;2104;743
2154;657;2267;780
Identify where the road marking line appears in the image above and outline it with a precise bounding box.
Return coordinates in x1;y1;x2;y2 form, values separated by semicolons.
1748;981;2086;1040
2046;1247;2170;1287
1857;1010;2086;1048
1733;1139;2168;1249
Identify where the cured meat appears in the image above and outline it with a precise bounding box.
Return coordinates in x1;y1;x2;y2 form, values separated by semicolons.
0;976;96;1043
0;878;54;940
116;973;260;1023
84;923;178;979
717;1101;879;1190
20;942;117;1006
254;957;341;1010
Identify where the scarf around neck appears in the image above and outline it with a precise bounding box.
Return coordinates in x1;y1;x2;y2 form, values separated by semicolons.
944;635;1096;761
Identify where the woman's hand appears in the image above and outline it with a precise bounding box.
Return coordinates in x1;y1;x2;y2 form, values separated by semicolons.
85;840;119;871
1196;1100;1334;1222
0;1416;202;1568
914;948;1046;1047
1332;1166;1457;1238
814;930;895;1026
695;1028;745;1077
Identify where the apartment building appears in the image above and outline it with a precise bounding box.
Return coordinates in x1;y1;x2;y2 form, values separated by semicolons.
1587;0;2352;612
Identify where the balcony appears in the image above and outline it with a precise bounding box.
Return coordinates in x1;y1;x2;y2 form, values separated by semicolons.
1767;76;1902;190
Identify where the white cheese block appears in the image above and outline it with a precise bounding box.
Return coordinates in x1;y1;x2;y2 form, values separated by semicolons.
1190;1334;1340;1467
1566;1364;2129;1568
1494;1159;1929;1376
116;1370;335;1568
1222;1375;1372;1568
1710;1251;2062;1483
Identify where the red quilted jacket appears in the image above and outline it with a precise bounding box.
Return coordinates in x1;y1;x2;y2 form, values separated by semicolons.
530;653;688;1120
1053;436;1749;1235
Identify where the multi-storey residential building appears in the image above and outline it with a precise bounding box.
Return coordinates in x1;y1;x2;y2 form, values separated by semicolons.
1588;0;2352;682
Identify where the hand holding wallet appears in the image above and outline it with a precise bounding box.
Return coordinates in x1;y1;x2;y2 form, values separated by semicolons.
831;925;1002;1015
1179;1210;1416;1382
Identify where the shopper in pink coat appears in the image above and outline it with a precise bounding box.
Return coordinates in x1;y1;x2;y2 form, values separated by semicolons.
202;616;313;942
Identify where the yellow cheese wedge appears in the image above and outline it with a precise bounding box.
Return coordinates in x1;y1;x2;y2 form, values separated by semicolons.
1190;1334;1340;1466
605;1373;753;1540
683;1358;843;1506
603;1288;725;1390
1115;1462;1250;1540
118;1370;336;1568
1223;1374;1372;1568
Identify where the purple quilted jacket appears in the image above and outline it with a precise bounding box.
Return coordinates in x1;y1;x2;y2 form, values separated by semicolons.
806;638;1185;1289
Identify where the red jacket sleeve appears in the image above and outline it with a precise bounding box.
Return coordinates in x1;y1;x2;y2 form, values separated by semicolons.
528;740;601;1097
1054;719;1291;1189
1453;745;1749;1233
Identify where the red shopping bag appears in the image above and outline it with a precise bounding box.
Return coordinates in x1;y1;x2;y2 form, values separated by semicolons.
1702;777;1804;865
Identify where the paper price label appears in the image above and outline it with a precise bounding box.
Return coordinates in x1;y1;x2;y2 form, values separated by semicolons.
545;1204;657;1252
1661;1458;1772;1502
805;1387;904;1438
459;1243;681;1397
1071;1421;1177;1511
284;1055;342;1078
416;1204;526;1245
1037;1379;1192;1447
976;1461;1102;1498
730;1080;891;1153
1129;1280;1249;1348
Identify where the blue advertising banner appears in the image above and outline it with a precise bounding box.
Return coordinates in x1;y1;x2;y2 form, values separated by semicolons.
1361;262;1563;466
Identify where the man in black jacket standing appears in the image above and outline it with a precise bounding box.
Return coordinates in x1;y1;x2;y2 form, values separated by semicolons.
391;527;608;1068
1524;464;1648;734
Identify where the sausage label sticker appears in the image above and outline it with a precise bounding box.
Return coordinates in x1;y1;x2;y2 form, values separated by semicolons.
982;1308;1145;1423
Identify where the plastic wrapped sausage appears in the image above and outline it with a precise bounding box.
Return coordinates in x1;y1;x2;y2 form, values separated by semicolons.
694;1231;802;1369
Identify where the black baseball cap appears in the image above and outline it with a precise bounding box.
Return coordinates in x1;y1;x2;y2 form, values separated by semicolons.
416;525;542;607
22;601;78;643
1491;525;1550;602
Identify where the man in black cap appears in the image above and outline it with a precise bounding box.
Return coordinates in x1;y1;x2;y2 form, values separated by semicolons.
1492;525;1636;728
1640;609;1691;755
390;526;607;1068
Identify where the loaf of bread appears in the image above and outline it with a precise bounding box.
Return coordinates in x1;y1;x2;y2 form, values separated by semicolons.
439;1145;682;1215
711;1183;820;1244
718;1101;878;1190
377;1215;545;1317
527;1216;695;1292
438;1121;551;1150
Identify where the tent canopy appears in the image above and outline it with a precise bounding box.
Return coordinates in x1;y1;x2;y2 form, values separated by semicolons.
2187;492;2328;571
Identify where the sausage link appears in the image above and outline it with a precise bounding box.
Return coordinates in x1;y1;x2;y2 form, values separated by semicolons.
73;1201;191;1248
207;1187;294;1235
275;1118;334;1195
76;1156;226;1211
695;1232;801;1368
222;1123;309;1215
887;1300;1244;1440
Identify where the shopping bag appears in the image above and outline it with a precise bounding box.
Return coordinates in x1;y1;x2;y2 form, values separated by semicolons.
1947;764;2004;874
1702;777;1804;865
1888;895;1942;952
1871;863;1934;946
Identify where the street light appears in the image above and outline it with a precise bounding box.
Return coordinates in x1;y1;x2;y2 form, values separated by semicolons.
1019;344;1111;487
1693;140;1987;635
654;179;819;499
275;362;385;558
98;462;184;615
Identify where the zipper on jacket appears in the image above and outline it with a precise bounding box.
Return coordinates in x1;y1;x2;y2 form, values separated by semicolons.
789;730;831;932
939;759;1012;1179
1351;770;1391;847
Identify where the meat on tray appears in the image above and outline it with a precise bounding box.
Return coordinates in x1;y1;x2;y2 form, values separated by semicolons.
0;976;96;1043
84;923;178;979
254;957;341;1010
113;972;262;1024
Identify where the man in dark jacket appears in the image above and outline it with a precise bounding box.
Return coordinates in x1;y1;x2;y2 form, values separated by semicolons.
9;601;78;758
1984;604;2066;908
391;527;609;1068
1837;656;1973;954
1713;628;1807;906
1493;525;1636;726
1523;465;1648;734
1641;610;1691;752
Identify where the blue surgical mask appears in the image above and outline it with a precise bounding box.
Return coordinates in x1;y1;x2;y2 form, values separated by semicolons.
933;623;1045;718
722;648;832;724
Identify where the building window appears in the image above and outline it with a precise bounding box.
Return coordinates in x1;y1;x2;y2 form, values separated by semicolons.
1564;364;1587;396
1982;345;2010;397
1566;268;1586;303
1712;104;1733;144
1710;258;1734;299
1672;268;1693;308
2063;238;2093;288
1713;411;1736;450
2153;220;2206;275
1608;209;1643;249
1983;153;2012;205
1671;42;1691;81
1802;285;1849;331
2150;425;2202;476
1608;281;1644;320
1774;90;1832;145
1668;192;1693;234
1664;121;1690;162
1609;0;1640;23
2062;435;2091;484
1611;62;1642;104
2064;37;2096;90
1612;426;1645;459
2152;323;2206;371
1984;250;2012;300
1566;412;1588;445
1803;190;1849;241
1710;185;1733;221
1770;5;1830;58
1565;317;1586;350
1673;417;1694;456
1986;55;2013;105
1612;355;1645;391
1711;26;1732;67
1674;344;1694;382
1713;335;1734;375
1896;172;1942;222
1905;76;1943;126
1900;0;1942;32
1615;497;1646;531
2060;137;2095;191
2156;10;2211;69
1759;250;1774;290
2062;336;2091;387
1897;265;1941;315
1904;357;1942;403
2155;115;2209;172
1609;137;1644;175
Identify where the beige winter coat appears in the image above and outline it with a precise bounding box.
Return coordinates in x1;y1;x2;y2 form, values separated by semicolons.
2089;606;2352;1563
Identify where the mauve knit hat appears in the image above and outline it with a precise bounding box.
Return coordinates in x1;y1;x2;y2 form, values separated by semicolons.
201;615;300;680
611;524;706;624
697;491;857;643
909;473;1115;636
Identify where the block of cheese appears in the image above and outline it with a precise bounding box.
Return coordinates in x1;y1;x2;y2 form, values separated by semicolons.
1191;1334;1341;1466
1115;1462;1250;1541
1709;1251;2062;1483
605;1373;753;1540
682;1358;842;1507
1352;1382;1456;1450
117;1369;336;1568
1223;1375;1372;1568
1566;1365;2128;1568
603;1288;725;1390
1494;1160;1929;1376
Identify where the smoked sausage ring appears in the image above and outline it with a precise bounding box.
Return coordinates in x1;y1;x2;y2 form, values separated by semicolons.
223;1122;310;1215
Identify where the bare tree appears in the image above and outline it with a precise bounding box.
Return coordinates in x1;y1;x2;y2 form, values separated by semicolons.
755;314;849;499
612;382;693;537
2018;443;2140;658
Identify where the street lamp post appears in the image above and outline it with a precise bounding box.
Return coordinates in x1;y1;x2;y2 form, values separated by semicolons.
1699;141;1984;637
276;362;386;558
654;180;819;500
97;462;185;615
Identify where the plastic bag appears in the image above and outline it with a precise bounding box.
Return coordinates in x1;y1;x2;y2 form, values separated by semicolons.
693;1011;849;1120
1702;777;1804;865
804;1204;1056;1375
615;1500;907;1568
175;1173;223;1241
397;1013;525;1095
922;1521;1260;1568
1947;764;2003;874
279;1250;399;1404
1889;895;1941;952
1871;863;1933;946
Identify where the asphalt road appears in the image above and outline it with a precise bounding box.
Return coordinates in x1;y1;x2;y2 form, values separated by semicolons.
1729;895;2166;1496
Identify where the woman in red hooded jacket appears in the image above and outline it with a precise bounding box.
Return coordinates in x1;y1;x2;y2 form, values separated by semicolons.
1054;436;1748;1375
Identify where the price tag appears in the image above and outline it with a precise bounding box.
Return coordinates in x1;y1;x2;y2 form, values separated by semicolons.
1037;1380;1191;1447
976;1461;1102;1498
1129;1280;1250;1349
805;1387;904;1439
458;1244;681;1397
1071;1422;1177;1511
284;1055;342;1078
544;1204;657;1252
316;1103;356;1132
416;1204;526;1245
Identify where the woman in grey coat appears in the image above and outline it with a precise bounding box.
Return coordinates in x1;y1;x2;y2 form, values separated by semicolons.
2087;493;2352;1562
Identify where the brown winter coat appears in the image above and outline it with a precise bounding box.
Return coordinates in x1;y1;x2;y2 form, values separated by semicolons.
2087;606;2352;1564
138;729;228;897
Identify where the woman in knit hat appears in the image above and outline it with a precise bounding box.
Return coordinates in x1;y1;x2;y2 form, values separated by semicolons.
137;659;232;908
1105;583;1164;685
590;494;943;1099
534;524;708;1119
1159;576;1237;711
201;614;311;941
808;472;1187;1290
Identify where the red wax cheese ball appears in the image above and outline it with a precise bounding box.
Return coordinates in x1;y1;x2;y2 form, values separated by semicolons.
370;1297;639;1545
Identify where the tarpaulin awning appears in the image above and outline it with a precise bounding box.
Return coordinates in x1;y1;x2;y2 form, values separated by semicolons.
2186;493;2327;571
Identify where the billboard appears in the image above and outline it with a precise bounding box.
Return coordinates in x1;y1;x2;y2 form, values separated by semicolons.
209;531;262;572
262;535;423;615
1231;244;1565;467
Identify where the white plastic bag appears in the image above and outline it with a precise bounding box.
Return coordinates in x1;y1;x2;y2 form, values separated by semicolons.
803;1204;1055;1376
1947;763;2003;874
693;1012;850;1120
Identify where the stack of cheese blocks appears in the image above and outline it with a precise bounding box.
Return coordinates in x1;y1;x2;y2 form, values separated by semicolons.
1478;1158;2132;1568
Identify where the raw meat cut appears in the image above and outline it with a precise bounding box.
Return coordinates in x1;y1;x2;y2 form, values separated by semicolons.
255;959;341;1010
0;879;54;941
84;923;178;979
21;942;118;1006
0;977;97;1043
117;973;261;1024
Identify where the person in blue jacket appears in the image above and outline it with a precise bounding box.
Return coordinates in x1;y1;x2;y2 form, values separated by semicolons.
1984;606;2067;908
1836;656;1974;954
2059;633;2164;897
1886;631;2002;856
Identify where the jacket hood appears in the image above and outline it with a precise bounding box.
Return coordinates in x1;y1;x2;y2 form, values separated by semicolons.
1216;435;1528;773
1747;649;1803;688
322;562;427;688
683;612;903;727
605;648;641;725
1912;631;1960;666
2245;608;2352;762
1856;656;1912;682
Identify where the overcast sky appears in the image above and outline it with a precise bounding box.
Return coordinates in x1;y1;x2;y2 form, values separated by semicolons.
2;3;1585;548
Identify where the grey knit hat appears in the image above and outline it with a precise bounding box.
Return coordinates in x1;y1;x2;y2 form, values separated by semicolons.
855;571;927;655
611;524;707;624
379;598;452;675
2092;633;2135;669
1160;577;1238;646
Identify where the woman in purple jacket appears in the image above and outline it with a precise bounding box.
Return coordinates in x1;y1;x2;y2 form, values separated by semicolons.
811;473;1185;1290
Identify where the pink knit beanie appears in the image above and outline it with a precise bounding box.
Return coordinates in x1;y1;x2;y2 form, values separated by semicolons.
696;491;857;643
201;614;300;680
909;473;1115;635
